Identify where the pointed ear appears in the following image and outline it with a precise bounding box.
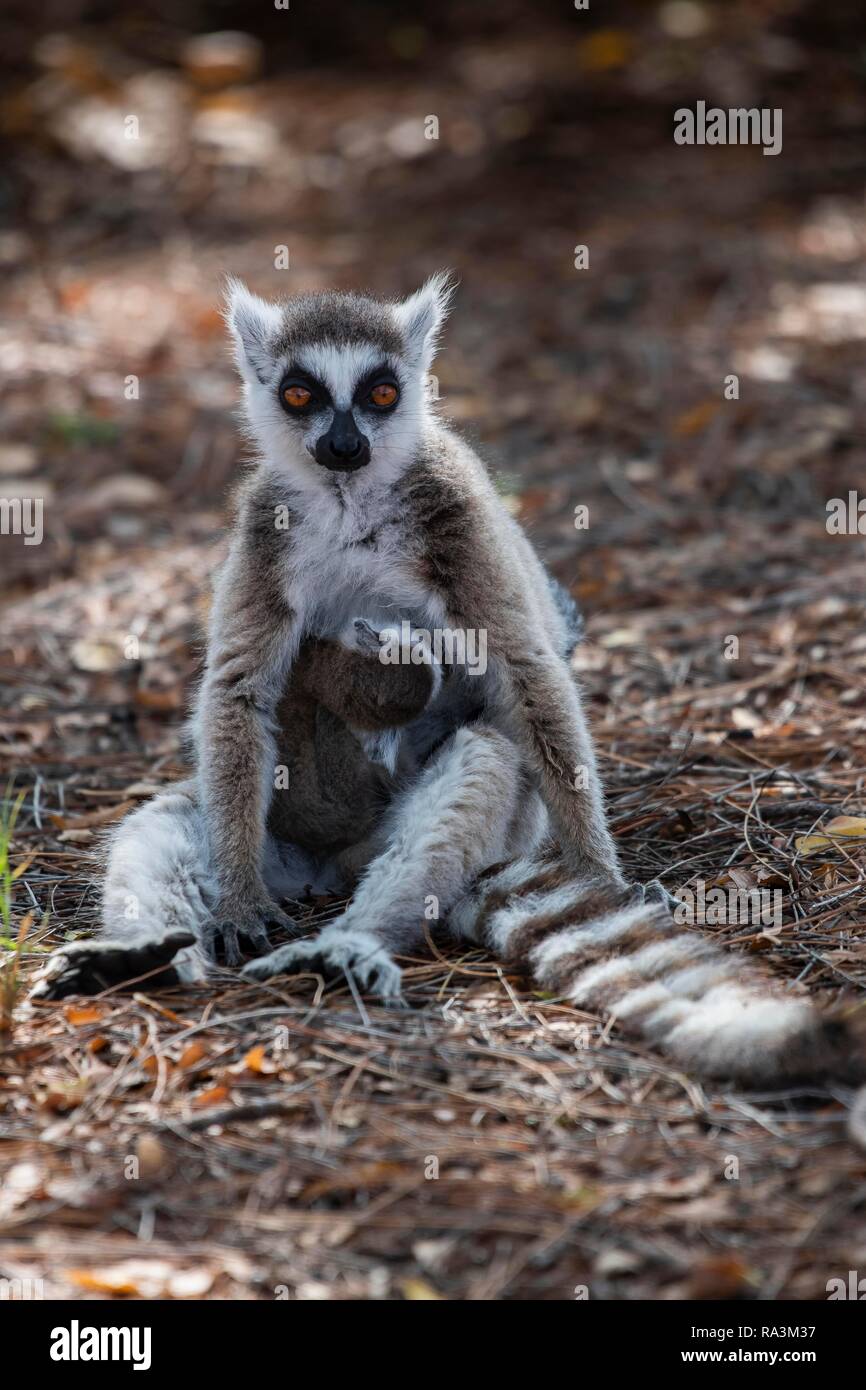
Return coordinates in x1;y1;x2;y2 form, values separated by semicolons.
393;271;455;370
224;278;283;383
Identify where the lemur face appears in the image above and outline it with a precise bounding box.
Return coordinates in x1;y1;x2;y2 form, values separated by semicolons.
276;346;401;474
226;274;453;491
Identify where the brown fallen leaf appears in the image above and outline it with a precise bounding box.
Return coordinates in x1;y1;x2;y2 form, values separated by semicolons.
41;1078;89;1112
133;686;184;712
178;1041;209;1069
193;1084;230;1108
672;399;721;437
240;1043;276;1075
402;1278;445;1300
303;1160;410;1200
64;1003;103;1026
795;815;866;856
65;1259;215;1299
136;1133;167;1179
69;639;124;673
50;800;136;831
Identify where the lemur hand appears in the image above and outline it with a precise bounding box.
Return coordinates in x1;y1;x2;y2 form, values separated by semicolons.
207;881;297;967
346;617;441;685
349;617;385;657
241;923;403;999
31;930;196;1001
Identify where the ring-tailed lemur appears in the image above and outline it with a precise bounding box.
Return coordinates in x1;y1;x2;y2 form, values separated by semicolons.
35;275;863;1086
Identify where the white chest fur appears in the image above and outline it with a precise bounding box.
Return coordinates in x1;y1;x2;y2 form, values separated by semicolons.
284;480;434;637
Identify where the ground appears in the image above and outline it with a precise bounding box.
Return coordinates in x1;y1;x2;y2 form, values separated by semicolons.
2;1;866;1300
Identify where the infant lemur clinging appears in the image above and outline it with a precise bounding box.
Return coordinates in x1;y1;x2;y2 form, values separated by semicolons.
36;274;863;1088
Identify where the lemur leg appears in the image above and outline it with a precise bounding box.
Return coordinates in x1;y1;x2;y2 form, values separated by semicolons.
241;724;527;994
32;784;210;998
33;783;302;1000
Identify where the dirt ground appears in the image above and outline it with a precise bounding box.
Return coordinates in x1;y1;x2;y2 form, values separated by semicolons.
2;0;866;1300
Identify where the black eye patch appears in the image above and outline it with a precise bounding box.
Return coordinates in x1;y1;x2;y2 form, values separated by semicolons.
277;370;331;416
354;366;401;412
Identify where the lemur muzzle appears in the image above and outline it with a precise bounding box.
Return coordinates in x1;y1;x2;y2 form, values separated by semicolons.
315;409;371;471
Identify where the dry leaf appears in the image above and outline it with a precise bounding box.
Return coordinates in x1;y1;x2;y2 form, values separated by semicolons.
795;815;866;856
577;29;632;72
240;1043;276;1075
70;639;124;673
193;1084;230;1108
64;1003;103;1026
673;399;721;436
10;854;36;881
134;686;183;712
402;1278;445;1300
136;1133;167;1179
0;1161;44;1217
50;801;136;831
41;1078;89;1112
65;1259;215;1299
178;1041;208;1069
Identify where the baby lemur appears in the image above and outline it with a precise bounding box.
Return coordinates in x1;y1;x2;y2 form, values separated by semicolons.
36;274;862;1085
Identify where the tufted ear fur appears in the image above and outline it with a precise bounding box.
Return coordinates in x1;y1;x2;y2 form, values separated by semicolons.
224;278;283;384
392;271;455;371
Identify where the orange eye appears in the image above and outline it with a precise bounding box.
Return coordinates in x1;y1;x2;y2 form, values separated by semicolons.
283;385;312;409
370;383;398;409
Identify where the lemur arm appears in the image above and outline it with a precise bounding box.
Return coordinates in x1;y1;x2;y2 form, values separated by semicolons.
409;465;623;886
498;638;622;884
296;633;436;731
195;490;299;950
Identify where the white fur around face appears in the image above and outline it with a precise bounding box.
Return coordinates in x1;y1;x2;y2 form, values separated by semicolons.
392;272;454;371
227;280;447;506
294;342;383;411
225;280;283;386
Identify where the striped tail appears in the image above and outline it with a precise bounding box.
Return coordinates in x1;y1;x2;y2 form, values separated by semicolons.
451;855;862;1085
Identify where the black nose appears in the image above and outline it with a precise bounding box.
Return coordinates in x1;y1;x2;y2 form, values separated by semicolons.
314;410;371;471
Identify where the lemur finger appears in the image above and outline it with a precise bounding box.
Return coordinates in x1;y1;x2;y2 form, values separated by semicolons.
241;927;403;999
262;906;299;936
206;921;243;967
241;938;322;982
350;617;384;656
636;878;681;916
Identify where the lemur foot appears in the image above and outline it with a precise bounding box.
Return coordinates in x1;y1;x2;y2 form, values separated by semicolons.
241;924;403;998
31;930;196;1001
631;878;681;915
206;891;298;968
